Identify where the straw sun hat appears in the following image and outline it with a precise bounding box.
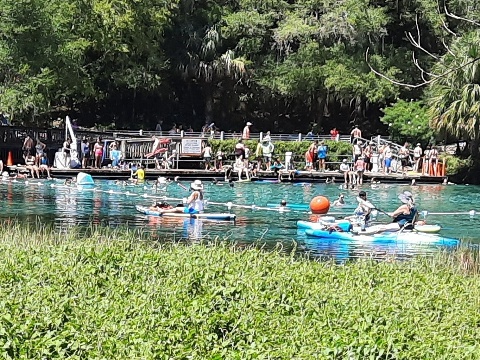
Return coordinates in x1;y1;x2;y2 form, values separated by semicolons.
191;179;204;190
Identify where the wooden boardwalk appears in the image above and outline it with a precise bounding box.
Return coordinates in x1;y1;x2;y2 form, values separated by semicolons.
49;167;446;184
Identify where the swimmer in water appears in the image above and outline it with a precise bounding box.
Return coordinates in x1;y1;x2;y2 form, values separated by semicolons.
332;194;345;207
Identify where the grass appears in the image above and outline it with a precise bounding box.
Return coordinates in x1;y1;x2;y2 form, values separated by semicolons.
0;223;479;359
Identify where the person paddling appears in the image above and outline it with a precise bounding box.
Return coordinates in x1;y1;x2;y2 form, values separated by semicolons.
156;180;205;214
389;191;418;230
353;190;375;227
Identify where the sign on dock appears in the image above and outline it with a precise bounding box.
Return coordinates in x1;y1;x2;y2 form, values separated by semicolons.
181;138;203;156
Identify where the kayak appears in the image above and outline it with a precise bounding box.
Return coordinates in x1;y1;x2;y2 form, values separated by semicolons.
297;219;352;231
297;220;442;234
136;205;236;221
304;228;459;246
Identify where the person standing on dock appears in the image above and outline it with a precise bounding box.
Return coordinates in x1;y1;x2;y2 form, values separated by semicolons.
317;141;328;172
261;136;274;170
242;122;252;140
62;139;71;167
350;125;362;143
22;134;34;159
34;138;46;166
201;142;212;170
413;143;423;172
81;137;91;168
429;146;439;176
234;139;245;160
94;137;103;169
383;144;392;174
155;120;163;135
398;142;410;176
352;141;363;163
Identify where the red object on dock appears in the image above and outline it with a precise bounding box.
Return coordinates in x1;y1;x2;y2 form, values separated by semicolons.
6;151;13;166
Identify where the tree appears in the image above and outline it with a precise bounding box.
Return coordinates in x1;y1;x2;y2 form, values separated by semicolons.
381;99;432;143
427;30;480;157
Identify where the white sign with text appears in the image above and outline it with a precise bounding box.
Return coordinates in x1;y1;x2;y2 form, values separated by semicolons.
181;138;203;155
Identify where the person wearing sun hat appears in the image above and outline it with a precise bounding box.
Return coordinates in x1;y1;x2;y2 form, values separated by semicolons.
242;122;252;139
155;179;205;214
389;191;418;229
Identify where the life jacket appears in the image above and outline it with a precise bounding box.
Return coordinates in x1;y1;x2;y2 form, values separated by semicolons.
393;207;417;229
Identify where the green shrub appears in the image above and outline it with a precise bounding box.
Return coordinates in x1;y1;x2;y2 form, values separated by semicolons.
209;139;353;167
0;225;479;359
440;154;473;175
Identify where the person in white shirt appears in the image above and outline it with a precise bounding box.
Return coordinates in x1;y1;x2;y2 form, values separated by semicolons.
242;122;252;139
201;142;212;170
383;144;392;174
413;143;423;172
339;159;350;184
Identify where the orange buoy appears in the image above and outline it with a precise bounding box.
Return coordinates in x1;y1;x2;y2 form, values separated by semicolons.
310;196;330;214
6;151;13;166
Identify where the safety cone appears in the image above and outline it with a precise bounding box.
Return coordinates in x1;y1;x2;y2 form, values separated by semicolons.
6;151;13;166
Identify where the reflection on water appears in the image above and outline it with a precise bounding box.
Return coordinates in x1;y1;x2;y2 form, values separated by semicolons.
1;178;479;261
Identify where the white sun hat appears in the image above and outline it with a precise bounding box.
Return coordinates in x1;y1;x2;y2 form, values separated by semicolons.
246;122;252;126
191;179;204;190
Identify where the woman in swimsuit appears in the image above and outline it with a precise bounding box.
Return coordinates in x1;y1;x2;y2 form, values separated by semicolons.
94;138;104;169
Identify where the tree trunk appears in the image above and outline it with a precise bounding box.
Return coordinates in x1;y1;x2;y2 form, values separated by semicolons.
315;94;326;132
470;137;479;158
204;83;213;124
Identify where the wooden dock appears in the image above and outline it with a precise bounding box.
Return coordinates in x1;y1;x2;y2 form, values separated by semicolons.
48;168;446;184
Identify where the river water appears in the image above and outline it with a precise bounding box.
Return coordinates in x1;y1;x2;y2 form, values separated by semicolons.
1;178;478;261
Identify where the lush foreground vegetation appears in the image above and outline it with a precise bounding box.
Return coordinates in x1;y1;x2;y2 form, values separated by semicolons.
1;226;480;359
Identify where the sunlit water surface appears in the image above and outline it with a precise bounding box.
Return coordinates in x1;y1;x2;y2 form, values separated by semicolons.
1;178;479;261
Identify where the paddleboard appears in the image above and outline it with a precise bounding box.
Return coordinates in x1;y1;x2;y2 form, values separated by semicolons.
415;224;442;233
136;205;236;221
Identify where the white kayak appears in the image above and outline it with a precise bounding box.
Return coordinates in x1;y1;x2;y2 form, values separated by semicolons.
136;205;236;221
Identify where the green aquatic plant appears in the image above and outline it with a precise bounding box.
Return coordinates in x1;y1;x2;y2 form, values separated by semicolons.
0;224;479;358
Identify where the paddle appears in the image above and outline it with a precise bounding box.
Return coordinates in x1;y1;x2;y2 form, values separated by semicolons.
173;176;188;191
356;196;391;218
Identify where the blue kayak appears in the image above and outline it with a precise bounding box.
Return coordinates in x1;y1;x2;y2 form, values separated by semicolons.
304;228;459;246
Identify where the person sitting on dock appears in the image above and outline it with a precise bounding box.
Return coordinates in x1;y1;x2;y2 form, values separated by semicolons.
25;154;40;178
155;180;205;214
35;138;46;166
109;143;123;168
270;158;285;177
233;157;250;181
339;159;350;184
389;191;418;230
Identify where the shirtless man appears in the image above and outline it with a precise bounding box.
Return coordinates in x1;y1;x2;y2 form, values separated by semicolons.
350;126;362;143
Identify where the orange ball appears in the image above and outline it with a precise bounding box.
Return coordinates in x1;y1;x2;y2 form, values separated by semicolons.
310;196;330;214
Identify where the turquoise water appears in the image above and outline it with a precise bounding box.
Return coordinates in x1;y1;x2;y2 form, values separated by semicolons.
0;178;479;260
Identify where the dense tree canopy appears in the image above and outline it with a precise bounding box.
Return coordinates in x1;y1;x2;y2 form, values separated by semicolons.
0;0;480;148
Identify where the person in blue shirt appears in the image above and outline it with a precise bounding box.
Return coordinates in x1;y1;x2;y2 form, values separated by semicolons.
317;141;328;172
